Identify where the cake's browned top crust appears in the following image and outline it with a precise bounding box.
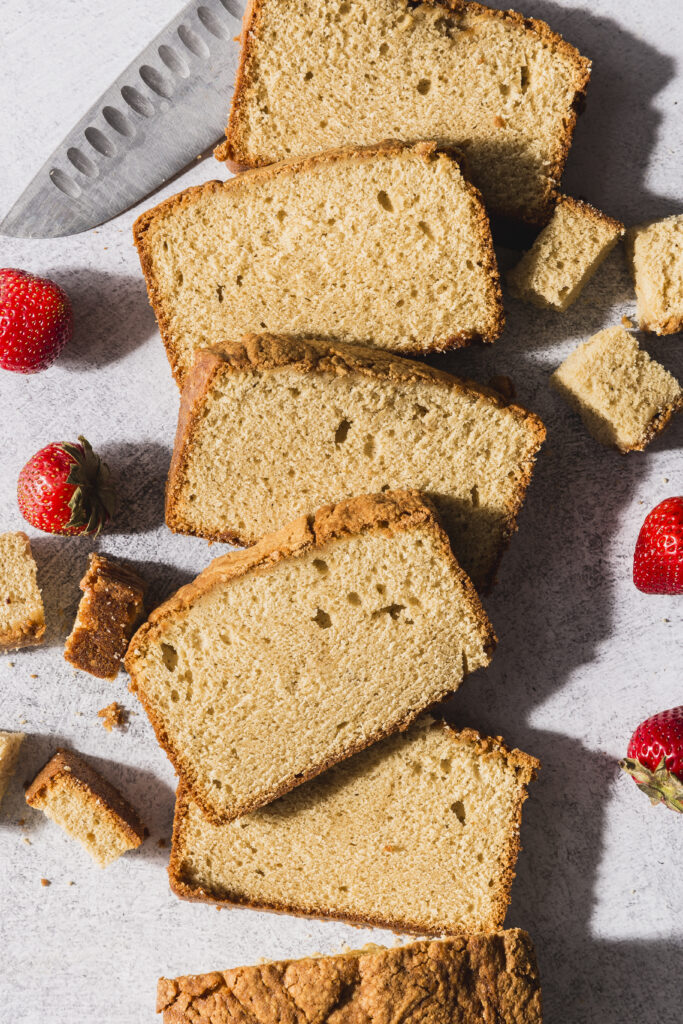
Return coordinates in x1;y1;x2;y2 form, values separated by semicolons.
157;929;542;1023
25;749;146;844
64;553;146;680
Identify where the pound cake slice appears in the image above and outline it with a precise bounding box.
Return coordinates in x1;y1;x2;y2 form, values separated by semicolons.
25;749;146;868
626;213;683;335
217;0;590;225
157;929;543;1024
64;553;146;680
507;196;624;311
134;141;504;385
0;731;25;808
551;326;683;452
167;335;546;591
126;492;495;824
169;718;538;935
0;532;45;650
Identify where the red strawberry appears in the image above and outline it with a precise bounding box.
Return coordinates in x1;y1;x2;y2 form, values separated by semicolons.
0;268;72;373
633;497;683;595
620;707;683;812
17;437;115;536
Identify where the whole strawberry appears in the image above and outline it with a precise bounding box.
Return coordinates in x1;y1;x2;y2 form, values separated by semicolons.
620;707;683;812
18;437;115;536
633;497;683;595
0;268;72;373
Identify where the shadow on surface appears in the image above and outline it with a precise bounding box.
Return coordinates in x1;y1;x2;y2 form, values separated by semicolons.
48;269;156;370
519;0;678;224
103;440;172;536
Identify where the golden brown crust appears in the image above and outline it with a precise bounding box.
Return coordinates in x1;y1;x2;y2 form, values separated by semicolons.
63;554;146;680
167;719;538;932
127;492;496;823
0;531;45;651
557;195;625;236
217;0;591;224
25;749;146;845
157;929;543;1023
165;334;546;593
133;140;504;387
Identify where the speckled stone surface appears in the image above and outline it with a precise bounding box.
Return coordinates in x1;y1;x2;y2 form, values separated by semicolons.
0;1;681;1021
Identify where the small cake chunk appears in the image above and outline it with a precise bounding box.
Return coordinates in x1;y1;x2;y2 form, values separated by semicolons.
0;731;25;807
97;702;128;733
507;196;624;311
64;554;145;679
25;749;146;867
551;326;683;452
0;532;45;651
627;213;683;334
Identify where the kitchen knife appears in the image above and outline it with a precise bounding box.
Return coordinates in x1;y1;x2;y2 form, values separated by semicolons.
0;0;243;238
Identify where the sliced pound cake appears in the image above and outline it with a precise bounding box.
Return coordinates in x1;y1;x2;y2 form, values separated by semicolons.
167;335;546;591
157;929;543;1024
551;326;683;452
169;718;538;935
626;213;683;335
0;731;25;808
26;749;146;867
134;141;504;385
0;532;45;650
217;0;591;225
126;492;495;823
507;196;624;311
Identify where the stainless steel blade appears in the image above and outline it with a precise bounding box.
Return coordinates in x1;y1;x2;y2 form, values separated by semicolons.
0;0;244;238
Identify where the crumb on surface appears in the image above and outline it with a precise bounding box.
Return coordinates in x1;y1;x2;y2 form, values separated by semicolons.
97;702;128;732
621;315;634;328
40;878;50;887
30;674;38;679
157;838;168;848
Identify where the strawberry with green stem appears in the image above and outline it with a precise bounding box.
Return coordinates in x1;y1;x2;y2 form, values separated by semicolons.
18;437;115;536
620;707;683;812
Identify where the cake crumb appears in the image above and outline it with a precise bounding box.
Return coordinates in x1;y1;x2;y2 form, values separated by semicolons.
40;878;50;887
621;315;634;328
97;702;128;732
157;838;168;848
18;818;25;826
30;674;38;679
23;837;31;845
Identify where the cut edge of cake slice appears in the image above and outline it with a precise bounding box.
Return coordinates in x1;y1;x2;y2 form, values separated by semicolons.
0;531;45;651
165;333;546;592
126;491;496;825
167;718;538;936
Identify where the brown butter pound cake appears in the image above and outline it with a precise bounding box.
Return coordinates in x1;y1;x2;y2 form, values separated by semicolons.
134;141;504;385
26;749;146;867
64;553;146;679
627;213;683;335
551;326;683;452
167;335;546;592
218;0;590;225
169;718;538;935
157;929;543;1024
507;196;624;311
126;491;496;824
0;532;45;650
0;731;25;807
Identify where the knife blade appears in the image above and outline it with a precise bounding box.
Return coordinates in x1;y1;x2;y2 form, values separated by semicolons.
0;0;244;238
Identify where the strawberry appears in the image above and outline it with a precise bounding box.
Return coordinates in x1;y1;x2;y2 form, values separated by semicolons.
633;497;683;595
17;437;115;536
0;268;72;373
620;707;683;812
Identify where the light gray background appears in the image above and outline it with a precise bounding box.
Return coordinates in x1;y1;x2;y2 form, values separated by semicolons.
0;1;681;1021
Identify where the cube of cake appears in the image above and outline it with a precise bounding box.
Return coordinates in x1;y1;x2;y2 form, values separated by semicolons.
0;731;25;807
25;749;146;867
627;213;683;334
64;553;145;679
551;326;683;452
0;532;45;650
507;196;624;311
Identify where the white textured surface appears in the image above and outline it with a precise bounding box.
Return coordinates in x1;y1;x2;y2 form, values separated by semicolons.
0;1;682;1021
